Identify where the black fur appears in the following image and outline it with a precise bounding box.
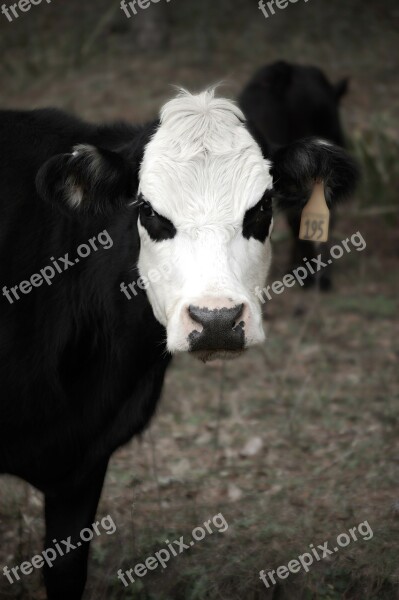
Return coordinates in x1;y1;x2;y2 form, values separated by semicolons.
0;108;168;600
239;61;347;151
137;195;177;241
242;191;273;242
271;138;359;209
36;145;137;216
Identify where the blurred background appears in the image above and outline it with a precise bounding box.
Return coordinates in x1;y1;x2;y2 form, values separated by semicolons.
0;0;398;598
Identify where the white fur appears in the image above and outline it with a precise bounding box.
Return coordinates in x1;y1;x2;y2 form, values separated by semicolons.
66;177;84;209
138;89;274;356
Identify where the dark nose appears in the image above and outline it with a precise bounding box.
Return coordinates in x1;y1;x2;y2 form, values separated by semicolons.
188;304;245;352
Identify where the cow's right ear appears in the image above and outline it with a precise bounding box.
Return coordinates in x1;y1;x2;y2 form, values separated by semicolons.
270;138;359;211
36;145;138;216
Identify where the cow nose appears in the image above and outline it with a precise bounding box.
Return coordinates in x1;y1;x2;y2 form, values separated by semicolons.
187;303;245;352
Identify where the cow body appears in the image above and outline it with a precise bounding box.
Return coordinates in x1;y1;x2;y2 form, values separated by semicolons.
0;91;357;599
239;61;350;289
0;109;169;489
0;109;172;598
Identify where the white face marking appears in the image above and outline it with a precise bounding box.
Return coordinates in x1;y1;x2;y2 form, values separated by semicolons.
137;89;274;359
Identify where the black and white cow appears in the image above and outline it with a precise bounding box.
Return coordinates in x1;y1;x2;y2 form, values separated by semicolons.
0;89;357;600
239;61;350;289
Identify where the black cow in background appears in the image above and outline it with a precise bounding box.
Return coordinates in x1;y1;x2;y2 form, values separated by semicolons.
239;61;350;290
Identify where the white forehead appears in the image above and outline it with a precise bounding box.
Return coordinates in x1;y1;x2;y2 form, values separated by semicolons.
139;89;273;227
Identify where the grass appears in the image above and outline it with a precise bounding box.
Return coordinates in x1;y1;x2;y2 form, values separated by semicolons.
351;127;399;220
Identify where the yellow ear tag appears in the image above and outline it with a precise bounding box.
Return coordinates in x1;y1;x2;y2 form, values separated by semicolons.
299;181;330;242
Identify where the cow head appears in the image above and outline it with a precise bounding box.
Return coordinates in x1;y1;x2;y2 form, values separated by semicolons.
239;61;350;151
36;89;358;362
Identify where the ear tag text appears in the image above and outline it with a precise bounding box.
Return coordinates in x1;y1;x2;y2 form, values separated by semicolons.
299;181;330;242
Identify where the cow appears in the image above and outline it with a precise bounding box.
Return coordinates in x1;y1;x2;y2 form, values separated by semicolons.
239;61;350;290
0;88;357;600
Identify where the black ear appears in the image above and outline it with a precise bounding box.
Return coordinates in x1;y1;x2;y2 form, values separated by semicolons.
270;138;359;210
335;77;349;101
36;145;138;216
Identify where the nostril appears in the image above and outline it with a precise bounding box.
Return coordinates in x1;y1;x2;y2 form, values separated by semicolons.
231;303;244;329
188;305;205;326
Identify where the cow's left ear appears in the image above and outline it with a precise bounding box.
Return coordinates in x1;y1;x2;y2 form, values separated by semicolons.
335;77;350;101
270;138;359;210
36;145;138;216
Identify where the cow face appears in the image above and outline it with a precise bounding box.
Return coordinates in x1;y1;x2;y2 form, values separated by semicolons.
36;89;358;362
137;91;274;360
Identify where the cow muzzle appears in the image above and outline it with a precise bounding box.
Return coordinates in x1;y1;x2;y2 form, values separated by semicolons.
184;299;248;361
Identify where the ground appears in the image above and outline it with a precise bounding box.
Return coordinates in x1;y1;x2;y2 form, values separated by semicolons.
0;0;398;598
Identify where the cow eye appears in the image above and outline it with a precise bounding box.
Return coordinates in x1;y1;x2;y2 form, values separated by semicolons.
140;201;155;218
138;197;177;242
243;192;273;243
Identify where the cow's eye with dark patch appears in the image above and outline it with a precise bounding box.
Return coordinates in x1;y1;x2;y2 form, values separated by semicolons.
138;198;177;242
141;201;155;218
242;192;273;242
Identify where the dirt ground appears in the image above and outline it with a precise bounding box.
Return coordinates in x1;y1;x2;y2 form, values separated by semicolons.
0;0;398;598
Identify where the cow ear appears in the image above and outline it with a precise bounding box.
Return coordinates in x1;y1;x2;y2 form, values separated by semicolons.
335;77;349;101
270;138;359;210
36;145;138;216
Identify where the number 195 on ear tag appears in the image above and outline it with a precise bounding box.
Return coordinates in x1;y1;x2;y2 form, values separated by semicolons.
299;181;330;242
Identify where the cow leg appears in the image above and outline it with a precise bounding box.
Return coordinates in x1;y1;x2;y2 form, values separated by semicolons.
43;460;109;600
316;240;333;291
